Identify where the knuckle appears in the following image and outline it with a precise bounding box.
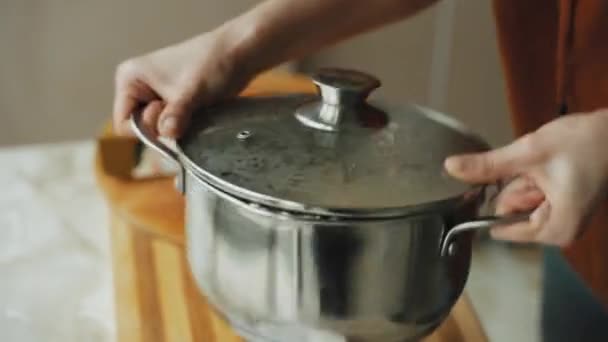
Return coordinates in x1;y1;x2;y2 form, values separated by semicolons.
522;132;553;161
115;59;139;82
499;179;523;196
170;98;192;113
476;155;495;177
215;53;237;79
170;88;196;112
519;133;540;154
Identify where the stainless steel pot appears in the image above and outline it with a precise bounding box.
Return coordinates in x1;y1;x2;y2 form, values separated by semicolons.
130;68;528;342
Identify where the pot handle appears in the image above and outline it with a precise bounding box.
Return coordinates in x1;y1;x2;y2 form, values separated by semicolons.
440;210;532;256
129;110;186;193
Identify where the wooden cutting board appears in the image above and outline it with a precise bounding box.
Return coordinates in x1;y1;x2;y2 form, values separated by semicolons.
94;71;488;342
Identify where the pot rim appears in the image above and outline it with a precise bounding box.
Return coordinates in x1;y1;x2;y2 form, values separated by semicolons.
181;158;486;221
174;98;491;219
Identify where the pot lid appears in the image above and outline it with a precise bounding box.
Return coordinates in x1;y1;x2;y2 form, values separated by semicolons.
178;68;490;216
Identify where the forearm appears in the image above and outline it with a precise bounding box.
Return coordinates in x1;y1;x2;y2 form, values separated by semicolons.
218;0;438;74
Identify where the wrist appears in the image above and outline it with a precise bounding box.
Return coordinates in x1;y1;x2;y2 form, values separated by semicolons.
212;14;273;81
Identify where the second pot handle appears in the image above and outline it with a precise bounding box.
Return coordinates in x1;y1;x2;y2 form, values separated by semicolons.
441;211;532;256
129;110;186;193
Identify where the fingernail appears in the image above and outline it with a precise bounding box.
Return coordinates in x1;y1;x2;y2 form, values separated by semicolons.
445;156;469;174
161;116;178;135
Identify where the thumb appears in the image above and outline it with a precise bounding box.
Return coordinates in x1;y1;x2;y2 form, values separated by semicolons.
444;135;539;183
157;98;195;138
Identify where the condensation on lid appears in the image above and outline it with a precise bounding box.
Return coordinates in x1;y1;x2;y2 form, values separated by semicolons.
177;93;490;214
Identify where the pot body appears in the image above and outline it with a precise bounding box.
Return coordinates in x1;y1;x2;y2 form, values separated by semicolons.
184;171;479;342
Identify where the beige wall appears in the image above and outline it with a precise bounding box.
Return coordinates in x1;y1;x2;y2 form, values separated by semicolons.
0;0;258;146
1;1;513;147
445;1;513;146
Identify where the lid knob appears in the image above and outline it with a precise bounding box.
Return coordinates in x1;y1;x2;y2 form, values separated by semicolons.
313;68;381;106
295;68;381;131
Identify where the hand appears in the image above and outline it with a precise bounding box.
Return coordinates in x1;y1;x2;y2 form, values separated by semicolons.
111;0;437;138
112;28;253;138
444;110;608;246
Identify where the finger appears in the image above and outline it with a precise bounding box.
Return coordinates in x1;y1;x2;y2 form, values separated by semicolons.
490;200;550;242
495;176;538;204
490;224;538;243
112;93;138;135
444;134;543;183
113;76;158;135
496;190;545;215
158;97;195;138
140;100;164;137
496;186;545;215
501;175;537;193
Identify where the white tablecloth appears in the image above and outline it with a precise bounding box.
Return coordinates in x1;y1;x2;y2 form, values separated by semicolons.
0;142;114;342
